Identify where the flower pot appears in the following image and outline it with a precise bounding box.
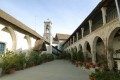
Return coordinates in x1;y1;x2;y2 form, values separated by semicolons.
89;75;94;80
93;78;96;80
0;68;2;76
9;68;15;74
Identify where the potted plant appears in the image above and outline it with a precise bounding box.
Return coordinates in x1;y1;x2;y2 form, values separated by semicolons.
1;51;16;74
0;63;2;76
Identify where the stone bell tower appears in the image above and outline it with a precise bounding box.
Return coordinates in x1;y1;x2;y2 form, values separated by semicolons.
43;19;52;53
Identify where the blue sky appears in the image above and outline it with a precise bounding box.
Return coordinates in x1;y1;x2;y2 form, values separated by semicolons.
0;0;100;37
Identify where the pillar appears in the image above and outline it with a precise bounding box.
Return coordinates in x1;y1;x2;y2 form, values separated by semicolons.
76;32;79;41
81;28;84;38
73;36;75;43
7;26;17;52
88;20;92;33
25;35;32;50
107;48;114;70
101;7;107;25
70;39;71;45
115;0;120;20
91;50;96;64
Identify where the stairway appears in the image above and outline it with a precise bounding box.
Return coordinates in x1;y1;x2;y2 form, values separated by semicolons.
52;46;62;56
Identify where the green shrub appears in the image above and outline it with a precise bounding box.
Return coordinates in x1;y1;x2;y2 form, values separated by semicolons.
57;53;67;59
26;51;42;66
77;51;84;62
72;52;77;61
0;51;15;73
47;54;54;61
40;53;47;63
90;71;120;80
13;52;26;70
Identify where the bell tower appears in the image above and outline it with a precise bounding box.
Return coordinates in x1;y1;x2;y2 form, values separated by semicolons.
43;19;52;53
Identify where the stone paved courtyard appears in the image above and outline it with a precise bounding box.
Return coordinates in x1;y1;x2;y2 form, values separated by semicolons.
0;60;89;80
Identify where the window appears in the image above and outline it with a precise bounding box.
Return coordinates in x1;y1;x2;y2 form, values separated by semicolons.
0;42;5;54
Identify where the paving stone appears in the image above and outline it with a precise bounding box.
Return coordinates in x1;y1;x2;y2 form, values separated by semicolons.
0;60;89;80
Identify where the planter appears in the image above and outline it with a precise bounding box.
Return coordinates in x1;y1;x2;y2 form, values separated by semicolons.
9;68;15;74
0;68;2;76
90;64;95;68
93;78;96;80
89;75;94;80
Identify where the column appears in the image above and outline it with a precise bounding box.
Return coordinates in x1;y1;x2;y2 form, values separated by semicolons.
83;51;87;61
88;20;92;33
67;42;69;47
81;28;84;38
7;26;17;52
107;48;114;70
69;41;70;46
70;39;72;44
25;35;32;50
73;36;75;43
101;7;107;25
91;50;96;64
76;32;79;41
115;0;120;20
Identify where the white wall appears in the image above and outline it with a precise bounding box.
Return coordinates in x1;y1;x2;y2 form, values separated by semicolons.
31;37;36;48
58;40;65;50
0;24;12;50
15;31;28;52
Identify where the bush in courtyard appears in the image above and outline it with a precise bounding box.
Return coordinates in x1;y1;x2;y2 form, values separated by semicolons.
57;53;67;59
13;52;26;70
46;54;54;61
40;53;48;63
90;70;120;80
26;51;42;67
77;51;84;62
72;52;77;61
0;51;16;74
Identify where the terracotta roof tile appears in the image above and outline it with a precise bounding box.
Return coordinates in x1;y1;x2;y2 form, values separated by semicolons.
55;33;70;40
33;39;46;51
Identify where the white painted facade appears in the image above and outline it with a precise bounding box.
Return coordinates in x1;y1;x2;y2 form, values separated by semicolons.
0;24;37;54
0;10;43;54
58;40;65;50
0;24;12;51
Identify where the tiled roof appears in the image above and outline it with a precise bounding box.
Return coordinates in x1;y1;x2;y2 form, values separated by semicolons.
55;33;70;40
33;39;46;51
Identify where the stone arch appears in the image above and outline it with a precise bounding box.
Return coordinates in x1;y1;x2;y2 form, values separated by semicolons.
92;36;106;64
108;27;120;70
24;35;32;50
84;41;92;62
6;27;17;52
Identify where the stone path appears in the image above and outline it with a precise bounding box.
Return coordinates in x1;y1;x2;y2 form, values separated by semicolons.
0;60;89;80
